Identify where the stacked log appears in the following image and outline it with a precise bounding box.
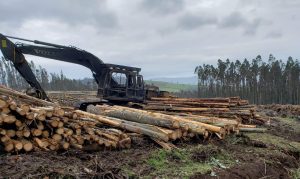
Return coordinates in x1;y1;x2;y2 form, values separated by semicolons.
0;85;56;107
85;105;265;140
75;110;172;142
145;97;268;124
85;105;211;135
0;86;267;153
0;95;131;153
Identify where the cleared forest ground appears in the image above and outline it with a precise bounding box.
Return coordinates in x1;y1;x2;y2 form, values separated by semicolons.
0;92;299;179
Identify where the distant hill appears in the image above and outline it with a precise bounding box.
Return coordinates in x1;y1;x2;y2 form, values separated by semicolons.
149;76;198;85
78;78;197;93
145;80;197;92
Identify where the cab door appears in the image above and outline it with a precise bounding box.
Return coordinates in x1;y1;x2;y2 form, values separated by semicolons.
136;75;145;99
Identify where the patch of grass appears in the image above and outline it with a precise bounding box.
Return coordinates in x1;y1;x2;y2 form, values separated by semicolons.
145;80;197;92
278;117;300;132
212;152;237;168
250;147;285;156
245;133;300;152
122;168;137;178
189;144;237;168
146;148;212;178
178;162;212;178
147;150;168;170
291;168;300;179
144;145;237;178
225;134;249;145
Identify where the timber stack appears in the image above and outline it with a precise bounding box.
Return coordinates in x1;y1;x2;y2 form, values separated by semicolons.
0;85;267;153
144;97;268;124
0;86;131;153
85;104;267;141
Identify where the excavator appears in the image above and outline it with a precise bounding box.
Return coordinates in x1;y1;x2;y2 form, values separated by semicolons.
0;34;161;109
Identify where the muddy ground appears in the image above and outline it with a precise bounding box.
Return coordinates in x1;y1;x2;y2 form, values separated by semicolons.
0;106;300;179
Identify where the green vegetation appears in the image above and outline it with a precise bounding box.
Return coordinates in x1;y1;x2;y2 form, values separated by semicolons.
147;150;169;169
195;55;300;104
0;59;197;93
145;80;197;93
245;133;300;152
278;117;300;132
122;167;136;178
121;133;300;178
146;148;211;178
141;145;236;178
0;59;97;91
291;168;300;179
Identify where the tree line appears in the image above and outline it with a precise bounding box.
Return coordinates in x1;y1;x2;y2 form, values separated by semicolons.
194;54;300;104
0;57;97;91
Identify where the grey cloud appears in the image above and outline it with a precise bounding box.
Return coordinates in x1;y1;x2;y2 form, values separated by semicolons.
0;0;118;29
140;0;184;15
291;14;298;21
244;18;262;35
238;0;300;8
0;0;298;79
177;13;218;30
265;31;283;39
237;0;256;7
267;0;300;8
219;12;264;35
219;12;247;28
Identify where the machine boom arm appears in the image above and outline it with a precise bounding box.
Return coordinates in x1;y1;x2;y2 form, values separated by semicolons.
0;34;50;100
0;34;108;100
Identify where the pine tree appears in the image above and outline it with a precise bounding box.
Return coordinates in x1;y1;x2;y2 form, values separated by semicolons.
195;55;300;104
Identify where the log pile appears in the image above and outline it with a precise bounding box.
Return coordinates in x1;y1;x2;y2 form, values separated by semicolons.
85;104;266;141
0;85;56;107
48;91;98;106
0;88;131;153
0;85;267;153
145;97;268;124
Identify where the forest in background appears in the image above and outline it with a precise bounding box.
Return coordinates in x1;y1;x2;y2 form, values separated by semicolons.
194;54;300;104
0;57;196;93
1;54;300;105
0;57;97;91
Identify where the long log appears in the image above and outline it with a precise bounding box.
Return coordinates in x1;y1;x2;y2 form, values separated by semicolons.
0;86;56;106
149;97;230;103
143;105;230;112
87;105;180;129
75;110;169;142
239;127;267;133
105;116;179;140
183;116;239;125
90;105;221;135
89;105;179;127
146;101;230;108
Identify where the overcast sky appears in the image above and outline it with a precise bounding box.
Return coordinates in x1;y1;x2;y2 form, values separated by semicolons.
0;0;299;79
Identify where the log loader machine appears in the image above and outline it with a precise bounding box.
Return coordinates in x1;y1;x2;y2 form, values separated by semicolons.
0;34;160;109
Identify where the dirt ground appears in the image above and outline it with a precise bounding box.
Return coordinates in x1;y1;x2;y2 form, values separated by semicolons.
1;105;300;179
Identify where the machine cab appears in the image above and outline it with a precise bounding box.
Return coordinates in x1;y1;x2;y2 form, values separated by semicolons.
100;64;145;103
